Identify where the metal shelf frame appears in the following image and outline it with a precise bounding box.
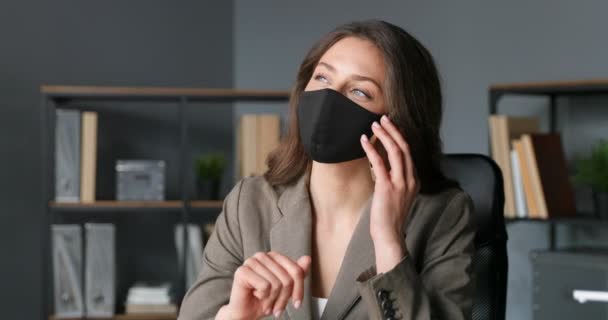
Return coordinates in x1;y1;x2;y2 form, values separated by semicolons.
489;79;608;251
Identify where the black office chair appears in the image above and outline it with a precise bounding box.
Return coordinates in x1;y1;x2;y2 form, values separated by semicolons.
441;154;508;320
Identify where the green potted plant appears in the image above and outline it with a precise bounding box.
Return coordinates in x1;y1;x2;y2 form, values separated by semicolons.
195;153;226;200
574;140;608;219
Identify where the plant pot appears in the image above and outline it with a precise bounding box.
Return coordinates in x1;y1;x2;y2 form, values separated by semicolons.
592;191;608;219
197;178;221;200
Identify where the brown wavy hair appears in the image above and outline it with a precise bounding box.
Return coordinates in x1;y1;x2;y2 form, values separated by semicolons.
264;20;456;194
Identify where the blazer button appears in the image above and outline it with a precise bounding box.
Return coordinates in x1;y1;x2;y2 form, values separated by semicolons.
377;289;389;301
381;299;393;310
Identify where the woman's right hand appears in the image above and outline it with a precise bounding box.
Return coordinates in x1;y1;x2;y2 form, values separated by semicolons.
217;252;312;320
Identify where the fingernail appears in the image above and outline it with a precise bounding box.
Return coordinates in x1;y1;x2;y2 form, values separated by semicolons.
294;300;301;309
274;310;282;318
361;134;368;142
265;309;272;315
381;115;390;123
372;121;380;128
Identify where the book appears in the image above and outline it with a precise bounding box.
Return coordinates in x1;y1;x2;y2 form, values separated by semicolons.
488;115;539;217
84;223;115;317
55;109;81;202
256;115;280;174
513;139;539;218
80;112;98;203
237;114;280;179
521;133;576;218
510;148;527;218
239;115;258;179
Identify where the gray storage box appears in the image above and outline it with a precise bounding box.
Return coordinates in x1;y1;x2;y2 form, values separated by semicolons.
531;249;608;320
116;160;165;201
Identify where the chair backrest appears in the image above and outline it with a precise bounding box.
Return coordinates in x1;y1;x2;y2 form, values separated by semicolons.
441;154;508;320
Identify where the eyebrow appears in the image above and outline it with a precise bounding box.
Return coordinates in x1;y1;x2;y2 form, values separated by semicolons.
317;62;382;91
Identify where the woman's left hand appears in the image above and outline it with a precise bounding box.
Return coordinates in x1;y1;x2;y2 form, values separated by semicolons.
360;115;420;273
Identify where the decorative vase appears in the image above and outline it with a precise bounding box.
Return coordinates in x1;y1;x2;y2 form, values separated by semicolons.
592;191;608;219
197;178;220;200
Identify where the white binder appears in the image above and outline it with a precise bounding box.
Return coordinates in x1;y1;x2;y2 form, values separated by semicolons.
52;225;84;317
85;223;116;317
175;224;205;288
55;110;81;202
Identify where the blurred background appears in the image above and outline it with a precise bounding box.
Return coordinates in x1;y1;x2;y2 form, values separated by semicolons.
1;1;608;319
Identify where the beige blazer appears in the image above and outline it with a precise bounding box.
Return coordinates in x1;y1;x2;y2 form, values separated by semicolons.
179;170;476;320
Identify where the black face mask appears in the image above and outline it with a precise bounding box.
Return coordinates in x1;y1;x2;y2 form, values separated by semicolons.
297;88;382;163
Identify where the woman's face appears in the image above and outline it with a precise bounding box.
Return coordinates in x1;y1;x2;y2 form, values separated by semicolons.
304;36;387;115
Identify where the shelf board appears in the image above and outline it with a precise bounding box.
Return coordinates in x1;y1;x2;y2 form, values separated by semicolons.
41;85;290;102
505;215;608;226
490;79;608;96
51;200;183;209
50;314;176;320
114;314;176;320
190;200;224;209
50;200;223;212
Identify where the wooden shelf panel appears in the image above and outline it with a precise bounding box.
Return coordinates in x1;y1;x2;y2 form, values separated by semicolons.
50;314;176;320
490;79;608;95
505;215;607;226
51;201;182;208
49;200;223;211
115;314;176;320
41;85;290;102
190;200;224;209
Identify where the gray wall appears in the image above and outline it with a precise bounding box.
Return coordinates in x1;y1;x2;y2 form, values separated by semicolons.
234;1;608;319
2;1;607;319
0;1;233;319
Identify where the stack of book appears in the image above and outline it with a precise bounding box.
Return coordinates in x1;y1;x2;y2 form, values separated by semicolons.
489;115;576;219
125;283;177;315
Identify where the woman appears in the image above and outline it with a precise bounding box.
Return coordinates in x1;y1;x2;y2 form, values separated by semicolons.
179;20;476;320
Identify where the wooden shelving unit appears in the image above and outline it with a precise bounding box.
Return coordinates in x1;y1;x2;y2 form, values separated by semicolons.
489;79;608;250
41;85;289;319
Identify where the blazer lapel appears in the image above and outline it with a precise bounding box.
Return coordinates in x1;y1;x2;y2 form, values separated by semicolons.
320;196;375;320
269;170;377;320
270;170;314;320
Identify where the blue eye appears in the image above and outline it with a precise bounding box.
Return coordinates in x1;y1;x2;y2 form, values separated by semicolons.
314;74;329;83
352;89;370;98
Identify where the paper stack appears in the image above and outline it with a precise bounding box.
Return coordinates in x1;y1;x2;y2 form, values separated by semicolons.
125;283;176;315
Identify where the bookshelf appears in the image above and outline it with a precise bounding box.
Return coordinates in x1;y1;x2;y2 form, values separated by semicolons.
489;79;608;249
41;85;290;319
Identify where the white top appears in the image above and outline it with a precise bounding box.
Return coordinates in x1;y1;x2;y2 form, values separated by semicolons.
311;296;329;320
573;290;608;304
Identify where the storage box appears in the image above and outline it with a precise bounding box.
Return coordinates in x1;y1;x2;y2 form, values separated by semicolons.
531;248;608;320
116;160;165;201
